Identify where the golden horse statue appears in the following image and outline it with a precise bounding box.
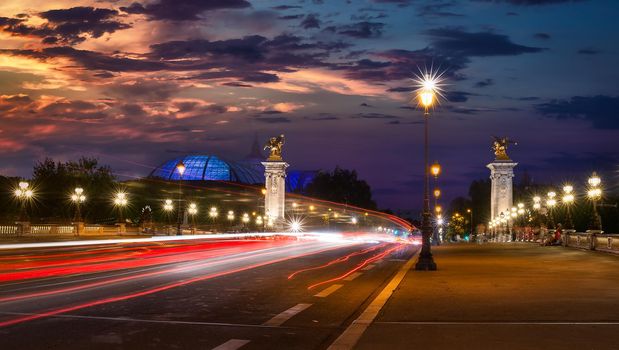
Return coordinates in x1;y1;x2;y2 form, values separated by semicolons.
264;134;285;161
492;136;516;161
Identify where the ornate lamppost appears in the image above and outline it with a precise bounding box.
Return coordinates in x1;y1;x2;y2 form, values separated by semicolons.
587;172;602;230
14;181;34;236
546;191;557;228
562;185;575;229
209;206;219;232
431;162;441;245
187;202;198;233
413;70;443;271
163;199;173;234
175;161;186;235
71;187;86;222
113;192;128;221
466;208;473;241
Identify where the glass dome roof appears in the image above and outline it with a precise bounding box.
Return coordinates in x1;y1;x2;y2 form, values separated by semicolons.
149;155;264;184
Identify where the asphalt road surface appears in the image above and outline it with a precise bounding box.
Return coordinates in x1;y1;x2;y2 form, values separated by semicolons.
0;235;417;349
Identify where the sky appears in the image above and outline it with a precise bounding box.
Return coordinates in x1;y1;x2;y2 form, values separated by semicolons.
0;0;617;211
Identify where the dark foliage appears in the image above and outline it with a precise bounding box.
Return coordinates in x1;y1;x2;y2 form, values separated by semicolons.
30;157;116;222
304;167;377;210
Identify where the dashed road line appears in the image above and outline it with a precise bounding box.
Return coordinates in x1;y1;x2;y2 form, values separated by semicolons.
327;249;419;350
211;339;250;350
343;272;362;281
314;284;343;297
263;303;312;326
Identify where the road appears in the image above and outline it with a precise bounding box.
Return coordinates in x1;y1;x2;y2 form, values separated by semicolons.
0;235;417;349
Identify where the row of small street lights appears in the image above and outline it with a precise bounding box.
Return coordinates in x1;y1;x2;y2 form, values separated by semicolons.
12;180;364;231
489;172;605;236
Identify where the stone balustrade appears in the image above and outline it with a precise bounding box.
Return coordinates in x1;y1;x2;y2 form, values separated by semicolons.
563;231;619;254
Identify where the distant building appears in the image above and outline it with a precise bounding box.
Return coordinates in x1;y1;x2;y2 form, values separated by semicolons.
148;138;316;192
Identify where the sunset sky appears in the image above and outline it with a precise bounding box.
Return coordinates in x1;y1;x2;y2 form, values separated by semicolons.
0;0;617;210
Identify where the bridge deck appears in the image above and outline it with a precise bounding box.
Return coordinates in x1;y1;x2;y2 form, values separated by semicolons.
357;243;619;350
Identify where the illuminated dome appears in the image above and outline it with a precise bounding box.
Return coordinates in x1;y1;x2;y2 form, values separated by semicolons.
149;155;263;184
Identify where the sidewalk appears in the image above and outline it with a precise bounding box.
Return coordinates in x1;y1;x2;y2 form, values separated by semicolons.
355;243;619;350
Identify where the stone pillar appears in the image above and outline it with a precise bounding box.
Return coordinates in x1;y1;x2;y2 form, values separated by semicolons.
262;161;289;230
487;161;517;220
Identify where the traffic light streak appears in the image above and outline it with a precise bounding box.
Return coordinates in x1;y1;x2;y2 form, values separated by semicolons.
307;244;404;290
287;243;388;280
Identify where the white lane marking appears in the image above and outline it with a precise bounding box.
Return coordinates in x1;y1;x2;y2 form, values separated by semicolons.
314;284;343;297
327;249;419;350
263;303;312;326
360;264;375;271
343;272;362;281
212;339;250;350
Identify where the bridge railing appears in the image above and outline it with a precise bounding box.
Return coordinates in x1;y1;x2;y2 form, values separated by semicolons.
563;231;619;254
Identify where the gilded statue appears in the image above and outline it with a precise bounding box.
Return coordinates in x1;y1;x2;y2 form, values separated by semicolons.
264;134;285;161
492;136;516;161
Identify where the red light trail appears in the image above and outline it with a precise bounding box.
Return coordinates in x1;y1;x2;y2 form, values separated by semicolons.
0;240;359;328
287;243;388;280
0;240;288;282
307;243;406;290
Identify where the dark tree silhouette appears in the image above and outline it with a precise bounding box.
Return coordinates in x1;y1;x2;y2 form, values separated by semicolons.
304;167;377;210
31;157;116;222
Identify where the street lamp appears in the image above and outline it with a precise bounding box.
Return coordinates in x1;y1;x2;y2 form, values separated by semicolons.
187;202;198;230
71;187;86;221
430;162;441;246
532;195;541;210
562;185;575;229
175;161;186;235
546;191;557;228
14;181;34;221
466;208;473;235
413;69;443;271
113;191;128;223
587;172;602;230
163;199;174;212
163;199;174;234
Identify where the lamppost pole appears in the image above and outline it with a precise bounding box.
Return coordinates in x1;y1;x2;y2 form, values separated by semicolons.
415;106;436;271
587;172;602;230
71;187;86;222
562;185;574;230
175;161;186;236
431;162;441;245
466;208;473;240
546;191;557;229
415;82;437;271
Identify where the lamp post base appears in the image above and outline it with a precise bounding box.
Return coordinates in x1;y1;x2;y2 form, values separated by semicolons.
415;253;437;271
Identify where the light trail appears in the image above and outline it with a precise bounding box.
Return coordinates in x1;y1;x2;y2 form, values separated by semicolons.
0;240;273;272
307;244;406;290
0;240;330;303
0;232;302;250
0;241;356;328
287;243;388;280
0;240;293;283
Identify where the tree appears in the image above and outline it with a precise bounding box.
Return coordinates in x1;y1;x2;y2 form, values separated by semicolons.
446;212;466;241
31;157;116;222
468;179;490;228
304;166;377;210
